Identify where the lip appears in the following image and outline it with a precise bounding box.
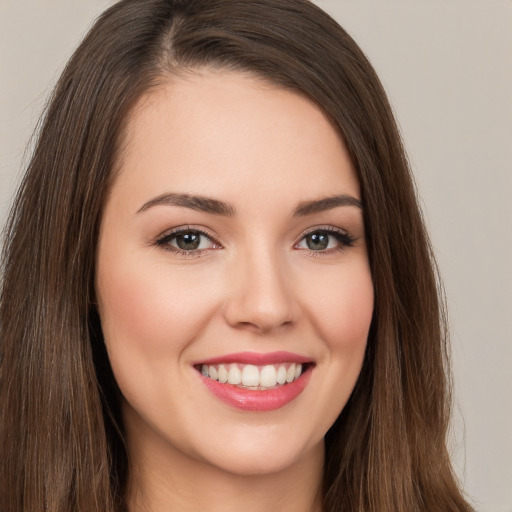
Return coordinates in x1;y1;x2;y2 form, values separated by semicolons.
195;353;314;412
195;351;312;366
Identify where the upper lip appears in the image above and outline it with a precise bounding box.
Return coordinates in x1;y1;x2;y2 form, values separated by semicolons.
194;351;313;366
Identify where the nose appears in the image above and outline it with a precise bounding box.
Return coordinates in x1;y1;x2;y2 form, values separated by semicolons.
223;248;297;333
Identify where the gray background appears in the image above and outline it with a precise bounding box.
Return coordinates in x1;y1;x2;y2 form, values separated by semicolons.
1;1;511;510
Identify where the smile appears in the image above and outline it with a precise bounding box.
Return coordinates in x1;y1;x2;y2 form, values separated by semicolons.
200;362;303;389
194;352;314;411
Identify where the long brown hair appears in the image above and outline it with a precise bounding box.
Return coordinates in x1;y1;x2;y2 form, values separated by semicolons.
0;1;473;510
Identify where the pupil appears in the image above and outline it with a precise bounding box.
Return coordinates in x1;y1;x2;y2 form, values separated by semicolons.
177;232;200;250
307;233;329;250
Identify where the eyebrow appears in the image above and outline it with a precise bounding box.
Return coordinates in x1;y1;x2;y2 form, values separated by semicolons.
137;192;362;216
137;192;236;216
293;195;362;216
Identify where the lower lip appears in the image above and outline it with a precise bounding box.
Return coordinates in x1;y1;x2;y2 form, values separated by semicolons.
198;367;312;412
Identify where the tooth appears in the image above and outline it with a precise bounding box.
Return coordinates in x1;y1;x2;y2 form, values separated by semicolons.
260;365;277;387
241;365;260;387
276;365;287;384
208;365;218;381
228;364;242;385
218;364;228;383
286;363;296;383
203;361;303;386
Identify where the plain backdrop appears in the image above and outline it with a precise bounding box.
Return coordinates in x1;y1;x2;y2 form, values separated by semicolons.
1;1;511;511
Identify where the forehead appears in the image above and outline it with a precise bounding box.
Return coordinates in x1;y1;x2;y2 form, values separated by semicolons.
113;70;360;211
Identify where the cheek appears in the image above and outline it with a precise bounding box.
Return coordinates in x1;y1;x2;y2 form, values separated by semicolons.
304;260;374;352
287;258;373;439
95;246;221;368
97;264;172;356
95;251;224;425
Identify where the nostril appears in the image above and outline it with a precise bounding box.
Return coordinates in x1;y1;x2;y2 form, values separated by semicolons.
233;320;293;334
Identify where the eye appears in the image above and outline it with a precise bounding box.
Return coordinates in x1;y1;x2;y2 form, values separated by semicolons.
156;227;220;254
295;228;355;253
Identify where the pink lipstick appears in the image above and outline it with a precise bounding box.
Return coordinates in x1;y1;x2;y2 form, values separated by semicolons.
197;351;312;366
194;351;314;412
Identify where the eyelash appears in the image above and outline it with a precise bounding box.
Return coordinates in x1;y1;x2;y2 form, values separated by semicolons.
155;226;219;258
295;226;356;257
154;225;356;258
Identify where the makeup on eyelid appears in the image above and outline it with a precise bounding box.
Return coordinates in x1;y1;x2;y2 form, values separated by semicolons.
153;224;357;257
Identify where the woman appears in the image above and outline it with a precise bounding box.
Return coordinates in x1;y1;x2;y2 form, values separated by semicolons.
0;0;474;510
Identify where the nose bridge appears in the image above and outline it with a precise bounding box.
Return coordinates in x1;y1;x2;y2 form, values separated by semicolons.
224;241;296;332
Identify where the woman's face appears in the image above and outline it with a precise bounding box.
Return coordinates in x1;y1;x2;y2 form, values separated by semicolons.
96;71;374;477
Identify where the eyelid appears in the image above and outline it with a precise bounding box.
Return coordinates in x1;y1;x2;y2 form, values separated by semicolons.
152;224;355;258
295;224;352;242
156;224;218;241
298;224;349;237
154;225;222;255
293;225;356;253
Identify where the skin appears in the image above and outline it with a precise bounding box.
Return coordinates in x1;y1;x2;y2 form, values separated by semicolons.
96;70;374;512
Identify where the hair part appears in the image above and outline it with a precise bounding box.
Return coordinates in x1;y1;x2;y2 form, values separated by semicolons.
0;1;473;511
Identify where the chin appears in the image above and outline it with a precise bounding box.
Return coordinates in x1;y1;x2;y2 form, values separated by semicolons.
187;425;324;477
